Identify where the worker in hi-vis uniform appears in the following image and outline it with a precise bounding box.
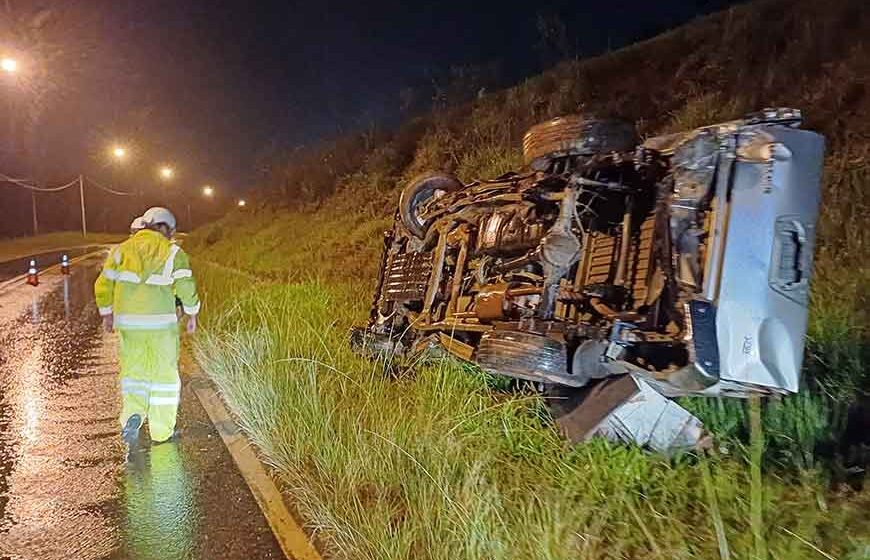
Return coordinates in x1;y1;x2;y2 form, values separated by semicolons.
94;207;200;448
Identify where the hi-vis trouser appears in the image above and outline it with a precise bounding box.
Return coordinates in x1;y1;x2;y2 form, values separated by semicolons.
118;325;181;442
118;325;181;441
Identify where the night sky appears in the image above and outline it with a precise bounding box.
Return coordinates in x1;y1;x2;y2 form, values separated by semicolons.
3;0;738;196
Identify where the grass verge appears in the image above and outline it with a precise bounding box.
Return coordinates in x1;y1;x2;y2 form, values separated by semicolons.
182;2;870;551
0;231;124;263
188;209;869;560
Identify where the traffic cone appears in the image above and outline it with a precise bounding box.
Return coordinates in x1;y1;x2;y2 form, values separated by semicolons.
61;254;70;275
26;259;39;286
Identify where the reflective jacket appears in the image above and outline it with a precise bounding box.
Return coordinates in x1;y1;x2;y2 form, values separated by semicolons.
94;229;200;330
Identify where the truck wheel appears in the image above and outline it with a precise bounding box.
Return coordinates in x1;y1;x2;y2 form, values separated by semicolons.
399;173;463;238
476;330;568;384
522;115;638;168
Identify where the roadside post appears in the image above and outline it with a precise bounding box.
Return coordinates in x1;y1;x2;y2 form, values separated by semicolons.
79;175;87;237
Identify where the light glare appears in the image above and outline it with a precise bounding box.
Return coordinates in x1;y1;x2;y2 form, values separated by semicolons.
1;58;18;73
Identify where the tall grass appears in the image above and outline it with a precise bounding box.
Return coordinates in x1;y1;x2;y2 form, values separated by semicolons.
188;209;869;560
183;0;870;554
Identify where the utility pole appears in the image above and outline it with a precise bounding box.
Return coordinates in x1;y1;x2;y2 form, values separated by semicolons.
79;175;87;237
31;190;38;235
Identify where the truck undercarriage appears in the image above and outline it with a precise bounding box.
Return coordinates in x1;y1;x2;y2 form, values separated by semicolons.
353;108;825;453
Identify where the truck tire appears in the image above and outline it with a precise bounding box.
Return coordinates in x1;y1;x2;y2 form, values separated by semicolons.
399;173;463;238
522;115;638;167
476;330;569;384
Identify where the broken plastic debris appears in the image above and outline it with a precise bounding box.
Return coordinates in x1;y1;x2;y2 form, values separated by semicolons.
592;376;705;454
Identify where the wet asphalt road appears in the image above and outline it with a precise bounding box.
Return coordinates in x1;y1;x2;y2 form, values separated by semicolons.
0;246;103;283
0;252;283;559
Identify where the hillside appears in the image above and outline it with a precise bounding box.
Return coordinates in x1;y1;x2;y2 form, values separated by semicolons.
186;0;870;557
234;0;867;317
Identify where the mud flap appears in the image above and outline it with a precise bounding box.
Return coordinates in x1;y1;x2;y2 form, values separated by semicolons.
549;375;705;454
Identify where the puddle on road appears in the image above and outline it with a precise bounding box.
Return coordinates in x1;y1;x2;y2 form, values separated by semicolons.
0;258;281;560
0;268;121;559
0;264;202;560
121;443;197;560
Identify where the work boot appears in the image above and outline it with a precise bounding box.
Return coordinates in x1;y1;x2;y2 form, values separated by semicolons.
122;414;143;448
151;429;181;445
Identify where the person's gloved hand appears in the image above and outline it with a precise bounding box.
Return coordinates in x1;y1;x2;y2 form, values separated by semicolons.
102;315;114;333
186;314;198;334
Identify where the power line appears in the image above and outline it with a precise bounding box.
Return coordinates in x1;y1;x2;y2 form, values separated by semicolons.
0;171;138;196
85;175;136;196
0;172;79;192
0;172;35;184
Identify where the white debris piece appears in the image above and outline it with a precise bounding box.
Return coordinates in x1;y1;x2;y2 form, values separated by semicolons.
592;376;705;454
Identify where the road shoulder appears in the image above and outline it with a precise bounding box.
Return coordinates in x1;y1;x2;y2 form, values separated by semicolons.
183;355;324;560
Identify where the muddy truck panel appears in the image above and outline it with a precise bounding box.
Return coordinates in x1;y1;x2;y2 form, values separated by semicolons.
712;125;825;392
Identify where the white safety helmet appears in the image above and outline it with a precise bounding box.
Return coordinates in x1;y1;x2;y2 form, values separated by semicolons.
140;207;177;231
130;216;146;233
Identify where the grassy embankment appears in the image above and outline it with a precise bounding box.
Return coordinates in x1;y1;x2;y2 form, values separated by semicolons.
187;211;868;560
0;232;123;263
187;0;870;557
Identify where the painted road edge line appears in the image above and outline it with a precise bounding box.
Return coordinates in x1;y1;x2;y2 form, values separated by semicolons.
187;366;323;560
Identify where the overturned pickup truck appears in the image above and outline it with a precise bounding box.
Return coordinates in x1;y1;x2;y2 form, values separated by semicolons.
352;108;825;453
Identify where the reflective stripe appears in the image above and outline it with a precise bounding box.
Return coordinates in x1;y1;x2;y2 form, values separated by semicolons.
116;271;142;284
172;269;192;279
113;249;121;265
145;274;172;286
150;382;181;392
150;396;179;406
141;245;182;286
163;244;181;277
98;306;113;316
183;302;201;315
121;379;150;390
121;380;151;399
103;268;142;283
114;313;178;328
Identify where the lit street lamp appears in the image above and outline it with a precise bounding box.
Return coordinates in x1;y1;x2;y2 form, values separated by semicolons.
237;199;246;207
1;57;18;73
2;55;32;231
202;185;214;197
159;166;174;180
112;146;127;160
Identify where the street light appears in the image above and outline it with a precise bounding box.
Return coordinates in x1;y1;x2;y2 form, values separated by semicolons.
1;58;18;73
237;199;246;207
202;185;214;197
159;166;174;180
2;55;31;232
112;146;127;160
